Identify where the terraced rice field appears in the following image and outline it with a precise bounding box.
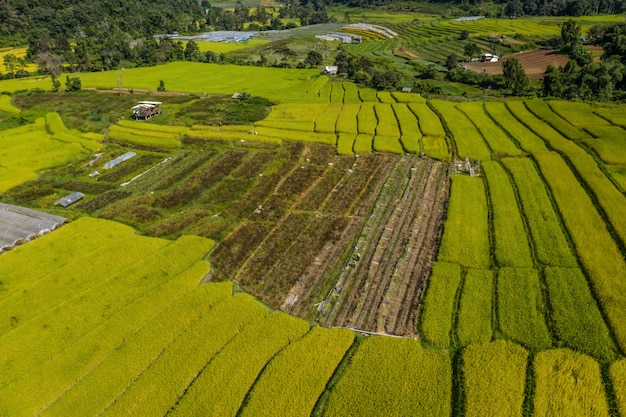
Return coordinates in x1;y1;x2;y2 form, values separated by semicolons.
2;53;626;415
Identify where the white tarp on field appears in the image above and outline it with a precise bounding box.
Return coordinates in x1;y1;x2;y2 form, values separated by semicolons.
0;203;66;253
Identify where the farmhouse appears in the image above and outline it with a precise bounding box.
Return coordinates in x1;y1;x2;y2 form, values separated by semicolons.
480;53;500;62
132;101;162;120
321;66;338;76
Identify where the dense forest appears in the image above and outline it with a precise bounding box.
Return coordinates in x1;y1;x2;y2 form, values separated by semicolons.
0;0;204;41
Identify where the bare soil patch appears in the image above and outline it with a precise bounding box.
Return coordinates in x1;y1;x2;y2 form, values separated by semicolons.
465;48;571;79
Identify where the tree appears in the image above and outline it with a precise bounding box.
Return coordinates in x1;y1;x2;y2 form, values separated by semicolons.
35;52;63;92
445;53;459;70
542;65;565;97
464;43;481;60
503;57;529;95
304;50;323;68
505;0;524;17
460;30;470;40
3;54;17;78
184;40;201;61
371;70;401;90
561;19;582;51
157;80;166;91
65;76;81;92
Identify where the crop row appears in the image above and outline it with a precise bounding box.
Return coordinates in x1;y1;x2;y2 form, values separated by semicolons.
534;152;626;354
507;101;626;248
107;127;180;149
482;161;533;268
437;175;490;269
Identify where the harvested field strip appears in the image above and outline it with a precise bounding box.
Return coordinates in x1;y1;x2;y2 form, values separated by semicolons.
430;100;491;160
483;161;533;268
485;102;549;154
98;154;160;183
336;104;359;134
378;161;448;335
544;267;617;361
437;175;490;269
211;222;269;281
353;134;373;154
314;104;342;133
239;327;355;417
322;154;393;216
337;133;356;155
148;312;309;417
329;159;435;333
301;157;447;336
330;82;344;104
342;82;361;104
357;103;377;135
41;293;265;417
524;100;589;141
534;152;626;354
145;150;214;191
325;337;452;417
497;268;552;351
457;269;493;346
0;264;231;417
260;216;349;307
231;151;274;179
295;160;355;211
456;103;523;156
237;213;312;292
507;101;626;248
533;349;610;417
582;126;626;165
154;150;247;209
419;262;462;348
611;360;626;417
421;135;449;160
501;157;577;267
548;101;611;128
462;340;528;417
